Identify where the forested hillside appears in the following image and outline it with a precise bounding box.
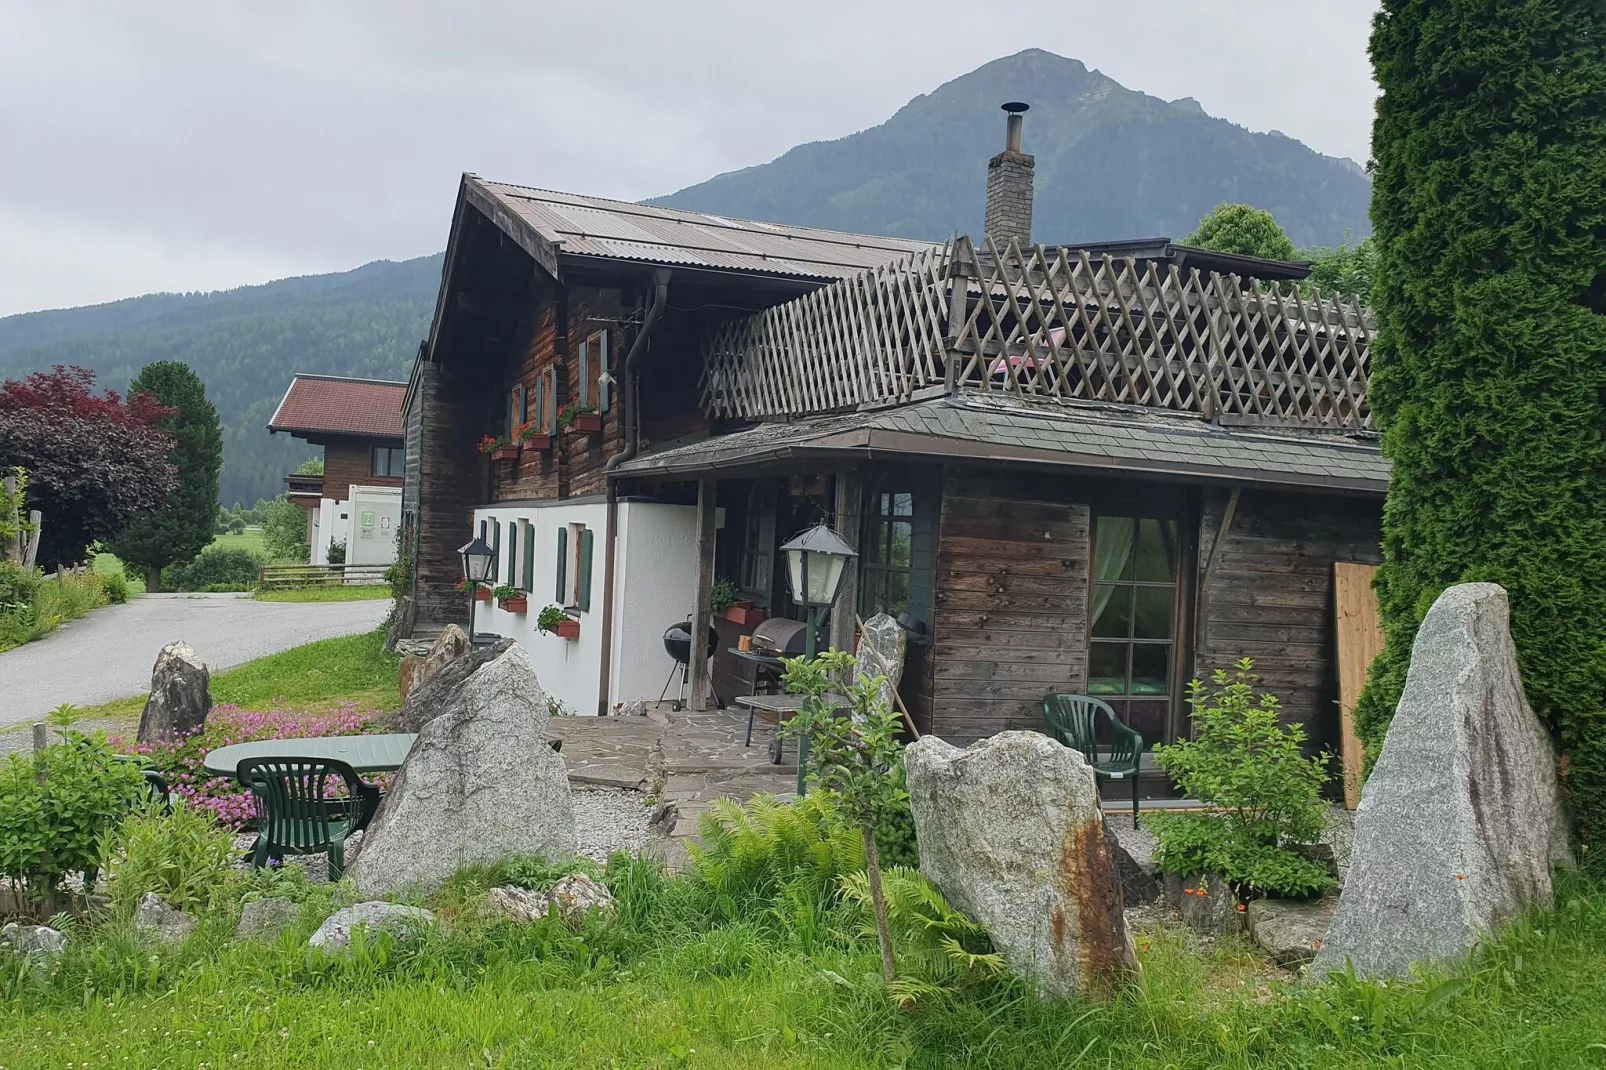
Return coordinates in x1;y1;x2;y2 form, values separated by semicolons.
652;49;1371;249
0;256;440;505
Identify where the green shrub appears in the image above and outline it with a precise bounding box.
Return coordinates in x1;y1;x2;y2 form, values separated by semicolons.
260;494;309;562
1148;659;1333;898
0;733;148;913
164;545;262;592
0;565;107;653
98;799;237;918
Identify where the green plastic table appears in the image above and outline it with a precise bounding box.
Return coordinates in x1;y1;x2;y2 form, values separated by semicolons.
203;734;418;780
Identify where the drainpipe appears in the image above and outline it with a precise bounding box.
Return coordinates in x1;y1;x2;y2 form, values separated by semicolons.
596;268;672;714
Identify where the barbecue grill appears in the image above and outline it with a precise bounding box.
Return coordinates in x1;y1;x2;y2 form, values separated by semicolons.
659;620;721;711
749;617;808;657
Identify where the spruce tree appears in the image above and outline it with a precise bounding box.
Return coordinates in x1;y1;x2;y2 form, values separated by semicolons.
112;362;222;591
1357;2;1606;863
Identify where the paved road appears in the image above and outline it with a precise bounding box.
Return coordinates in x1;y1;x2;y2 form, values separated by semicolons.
0;594;389;729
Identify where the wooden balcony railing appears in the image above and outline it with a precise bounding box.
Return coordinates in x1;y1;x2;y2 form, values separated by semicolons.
284;473;324;499
700;235;1376;431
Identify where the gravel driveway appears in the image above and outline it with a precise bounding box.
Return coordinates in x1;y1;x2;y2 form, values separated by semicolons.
0;593;389;730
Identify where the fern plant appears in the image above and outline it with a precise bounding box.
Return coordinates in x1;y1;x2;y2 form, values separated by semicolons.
689;793;862;922
838;866;1004;1007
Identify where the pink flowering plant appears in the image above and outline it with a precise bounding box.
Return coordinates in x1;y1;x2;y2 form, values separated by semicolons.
113;703;384;829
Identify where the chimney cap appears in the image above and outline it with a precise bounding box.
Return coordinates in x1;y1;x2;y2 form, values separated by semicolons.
1001;101;1030;114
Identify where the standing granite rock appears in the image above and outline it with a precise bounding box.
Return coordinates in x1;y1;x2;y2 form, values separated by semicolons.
136;642;211;743
391;637;514;733
351;643;576;896
906;731;1136;998
853;613;907;714
1312;583;1570;979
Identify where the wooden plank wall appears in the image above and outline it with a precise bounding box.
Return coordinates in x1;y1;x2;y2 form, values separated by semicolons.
1334;562;1384;809
1194;490;1382;753
413;361;494;630
927;472;1090;744
322;439;401;502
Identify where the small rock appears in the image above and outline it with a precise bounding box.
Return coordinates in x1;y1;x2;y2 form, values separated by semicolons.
1247;896;1337;967
1;922;67;963
308;901;436;951
136;641;211;743
613;699;647;717
485;885;551;924
544;874;617;927
135;892;198;945
647;801;680;832
1104;820;1162;905
234;897;300;940
1166;872;1242;939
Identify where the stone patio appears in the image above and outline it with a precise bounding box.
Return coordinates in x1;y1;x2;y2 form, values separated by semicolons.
548;704;797;861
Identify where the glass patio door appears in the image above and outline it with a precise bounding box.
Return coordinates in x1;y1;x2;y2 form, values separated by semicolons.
1087;515;1181;747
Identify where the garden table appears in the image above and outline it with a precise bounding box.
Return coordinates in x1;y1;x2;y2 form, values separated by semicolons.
202;733;417;780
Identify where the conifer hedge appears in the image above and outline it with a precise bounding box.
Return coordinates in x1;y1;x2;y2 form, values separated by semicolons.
1356;2;1606;864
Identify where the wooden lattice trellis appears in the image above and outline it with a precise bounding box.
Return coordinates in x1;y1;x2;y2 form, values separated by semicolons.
700;235;1376;430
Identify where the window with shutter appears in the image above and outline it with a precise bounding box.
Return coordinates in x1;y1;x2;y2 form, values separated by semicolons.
555;526;568;603
489;519;501;583
596;329;611;412
578;527;594;612
520;520;534;593
577;337;590;409
505;522;518;586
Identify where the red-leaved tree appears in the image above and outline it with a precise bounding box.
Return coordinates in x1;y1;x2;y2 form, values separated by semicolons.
0;366;178;568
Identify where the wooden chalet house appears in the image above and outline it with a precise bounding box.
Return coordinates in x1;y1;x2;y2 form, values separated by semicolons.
402;105;1384;781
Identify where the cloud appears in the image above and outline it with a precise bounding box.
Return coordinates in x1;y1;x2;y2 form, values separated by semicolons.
0;0;1377;315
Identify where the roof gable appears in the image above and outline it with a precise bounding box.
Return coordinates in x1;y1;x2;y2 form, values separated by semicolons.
268;374;406;439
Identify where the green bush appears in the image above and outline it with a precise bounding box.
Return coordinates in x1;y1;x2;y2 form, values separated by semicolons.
164;545;262;592
98;800;238;918
0;565;108;653
1148;659;1333;899
0;733;148;913
260;494;309;562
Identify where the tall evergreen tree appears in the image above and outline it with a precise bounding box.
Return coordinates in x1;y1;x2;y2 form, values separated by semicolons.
112;362;222;591
1356;2;1606;862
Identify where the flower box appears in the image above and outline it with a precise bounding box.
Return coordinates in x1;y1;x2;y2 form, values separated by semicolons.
490;445;520;461
563;412;602;435
721;603;767;628
553;618;581;640
519;433;553;451
473;587;491;602
497;595;528;614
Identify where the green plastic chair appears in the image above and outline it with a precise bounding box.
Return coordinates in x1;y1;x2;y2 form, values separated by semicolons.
237;757;379;880
1042;694;1146;827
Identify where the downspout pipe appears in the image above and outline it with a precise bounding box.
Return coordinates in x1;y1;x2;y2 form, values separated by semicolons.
597;267;671;714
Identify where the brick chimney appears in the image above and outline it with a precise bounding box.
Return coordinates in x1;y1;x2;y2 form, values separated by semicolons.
984;102;1034;249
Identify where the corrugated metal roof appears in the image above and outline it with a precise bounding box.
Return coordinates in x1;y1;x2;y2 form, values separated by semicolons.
614;397;1389;492
267;374;406;439
474;179;938;280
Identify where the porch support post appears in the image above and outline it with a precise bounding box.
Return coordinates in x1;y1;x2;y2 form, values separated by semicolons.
829;470;864;653
689;476;717;712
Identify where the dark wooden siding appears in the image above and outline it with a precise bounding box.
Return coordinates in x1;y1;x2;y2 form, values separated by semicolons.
1193;490;1382;752
926;472;1091;744
413;359;496;630
321;439;401;502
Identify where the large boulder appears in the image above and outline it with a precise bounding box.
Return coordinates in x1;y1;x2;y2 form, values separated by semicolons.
1312;583;1570;979
350;644;576;896
391;636;514;733
906;731;1136;998
853;613;907;714
136;642;211;743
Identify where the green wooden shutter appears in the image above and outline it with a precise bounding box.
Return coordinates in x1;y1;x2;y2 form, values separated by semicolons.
505;522;517;585
578;527;594;612
518;383;528;424
489;520;501;583
555;526;568;603
521;524;535;593
577;337;590;408
597;329;611;412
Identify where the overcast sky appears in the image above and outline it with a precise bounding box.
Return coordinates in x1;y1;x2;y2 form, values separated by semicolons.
0;1;1378;318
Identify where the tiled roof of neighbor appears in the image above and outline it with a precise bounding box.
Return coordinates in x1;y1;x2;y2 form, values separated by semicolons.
615;397;1389;493
469;177;939;281
267;374;406;439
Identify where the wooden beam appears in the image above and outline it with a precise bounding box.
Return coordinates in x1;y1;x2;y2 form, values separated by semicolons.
829;470;864;653
689;477;718;712
1334;562;1384;809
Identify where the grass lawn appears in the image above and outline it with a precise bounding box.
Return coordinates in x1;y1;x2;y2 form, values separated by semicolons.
4;866;1603;1068
67;628;401;727
211;526;266;555
92;551;146;594
255;584;392;603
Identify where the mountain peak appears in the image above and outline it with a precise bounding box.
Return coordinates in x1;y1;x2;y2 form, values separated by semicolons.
650;51;1369;249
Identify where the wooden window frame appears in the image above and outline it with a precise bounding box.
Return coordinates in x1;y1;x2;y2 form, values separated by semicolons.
859;483;916;622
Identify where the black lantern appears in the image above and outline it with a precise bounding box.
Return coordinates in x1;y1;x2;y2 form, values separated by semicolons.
780;523;857;609
458;535;495;584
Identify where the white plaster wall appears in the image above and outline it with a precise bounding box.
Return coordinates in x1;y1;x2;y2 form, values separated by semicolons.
473;501;609;717
610;502;699;706
346;486;401;566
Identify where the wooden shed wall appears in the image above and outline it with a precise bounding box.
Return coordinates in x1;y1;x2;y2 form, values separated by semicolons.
1193;490;1383;753
926;472;1091;744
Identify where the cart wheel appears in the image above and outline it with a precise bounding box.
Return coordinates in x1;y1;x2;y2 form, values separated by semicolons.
769;737;784;764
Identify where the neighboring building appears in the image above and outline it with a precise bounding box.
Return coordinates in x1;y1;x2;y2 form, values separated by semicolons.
401;105;1385;792
268;374;406;567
